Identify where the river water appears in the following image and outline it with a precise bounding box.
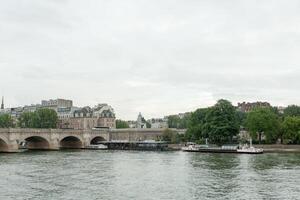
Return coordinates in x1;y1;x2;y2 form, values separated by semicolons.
0;150;300;200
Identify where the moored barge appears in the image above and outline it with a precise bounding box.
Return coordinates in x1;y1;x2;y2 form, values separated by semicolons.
182;143;263;154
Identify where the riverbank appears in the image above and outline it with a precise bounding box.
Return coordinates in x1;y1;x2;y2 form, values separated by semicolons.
254;144;300;153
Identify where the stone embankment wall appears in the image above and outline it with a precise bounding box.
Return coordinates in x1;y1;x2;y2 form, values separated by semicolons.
254;144;300;152
109;128;166;141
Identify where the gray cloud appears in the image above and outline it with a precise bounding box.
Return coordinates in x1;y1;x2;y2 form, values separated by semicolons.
0;0;300;119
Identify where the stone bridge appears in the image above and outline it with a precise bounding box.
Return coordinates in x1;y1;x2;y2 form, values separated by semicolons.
0;128;185;152
0;128;109;152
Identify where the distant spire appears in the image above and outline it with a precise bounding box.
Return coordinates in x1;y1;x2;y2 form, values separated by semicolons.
1;96;4;109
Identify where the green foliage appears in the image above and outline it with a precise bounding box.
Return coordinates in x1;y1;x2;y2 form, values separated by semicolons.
116;119;129;129
167;114;190;129
203;99;239;145
18;109;58;129
161;129;182;144
236;111;247;127
0;114;14;128
284;105;300;117
186;99;239;145
185;108;208;141
282;117;300;144
18;112;35;128
245;107;280;143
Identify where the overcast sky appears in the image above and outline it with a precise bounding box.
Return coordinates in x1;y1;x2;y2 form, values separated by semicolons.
0;0;300;120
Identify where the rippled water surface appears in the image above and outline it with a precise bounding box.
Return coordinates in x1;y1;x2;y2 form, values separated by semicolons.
1;150;300;200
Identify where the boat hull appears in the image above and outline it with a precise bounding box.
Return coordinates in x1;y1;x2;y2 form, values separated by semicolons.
182;149;263;154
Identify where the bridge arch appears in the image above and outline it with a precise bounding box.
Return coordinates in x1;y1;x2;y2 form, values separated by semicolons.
24;136;50;150
0;138;8;152
60;136;83;149
90;136;106;145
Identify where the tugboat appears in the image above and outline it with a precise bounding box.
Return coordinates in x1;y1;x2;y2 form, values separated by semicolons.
182;139;263;154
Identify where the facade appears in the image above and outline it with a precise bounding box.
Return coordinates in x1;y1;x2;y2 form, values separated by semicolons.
237;102;271;112
59;117;98;130
148;118;168;129
127;120;137;128
23;104;42;113
57;107;80;119
92;104;115;117
277;106;286;114
136;113;147;129
59;104;116;130
41;99;73;109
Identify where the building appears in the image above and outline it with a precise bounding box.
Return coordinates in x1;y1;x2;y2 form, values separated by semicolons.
136;113;147;129
148;118;168;129
127;120;137;128
237;102;271;112
57;106;80;119
23;104;42;113
41;99;73;110
59;104;116;130
277;106;286;114
59;117;98;130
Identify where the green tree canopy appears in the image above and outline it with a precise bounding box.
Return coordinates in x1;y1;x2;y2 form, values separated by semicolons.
284;105;300;117
236;110;247;127
116;119;129;129
34;109;58;128
18;109;58;129
282;116;300;144
0;114;14;128
18;112;35;128
161;129;182;143
186;108;208;142
245;107;279;143
203;99;239;145
167;114;190;129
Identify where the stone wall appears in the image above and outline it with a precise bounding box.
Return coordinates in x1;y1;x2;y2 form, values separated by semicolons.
109;128;167;141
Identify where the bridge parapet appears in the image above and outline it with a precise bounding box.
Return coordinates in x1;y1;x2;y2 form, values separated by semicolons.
0;128;110;152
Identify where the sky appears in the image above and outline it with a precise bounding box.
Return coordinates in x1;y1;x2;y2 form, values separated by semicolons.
0;0;300;120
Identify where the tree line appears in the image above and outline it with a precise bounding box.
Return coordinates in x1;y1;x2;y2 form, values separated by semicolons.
186;101;300;145
0;108;58;129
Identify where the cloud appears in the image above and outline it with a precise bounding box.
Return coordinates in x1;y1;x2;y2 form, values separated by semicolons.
0;0;300;119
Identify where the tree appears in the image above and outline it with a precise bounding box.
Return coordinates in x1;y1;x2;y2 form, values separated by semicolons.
161;129;181;143
18;109;58;129
284;105;300;117
236;110;247;127
0;114;14;128
282;117;300;144
116;119;129;129
18;112;35;128
33;109;58;128
167;115;181;128
203;99;239;145
186;108;208;142
245;107;279;143
167;114;191;129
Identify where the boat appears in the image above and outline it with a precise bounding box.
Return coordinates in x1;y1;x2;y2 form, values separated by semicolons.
182;139;263;154
85;144;108;150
